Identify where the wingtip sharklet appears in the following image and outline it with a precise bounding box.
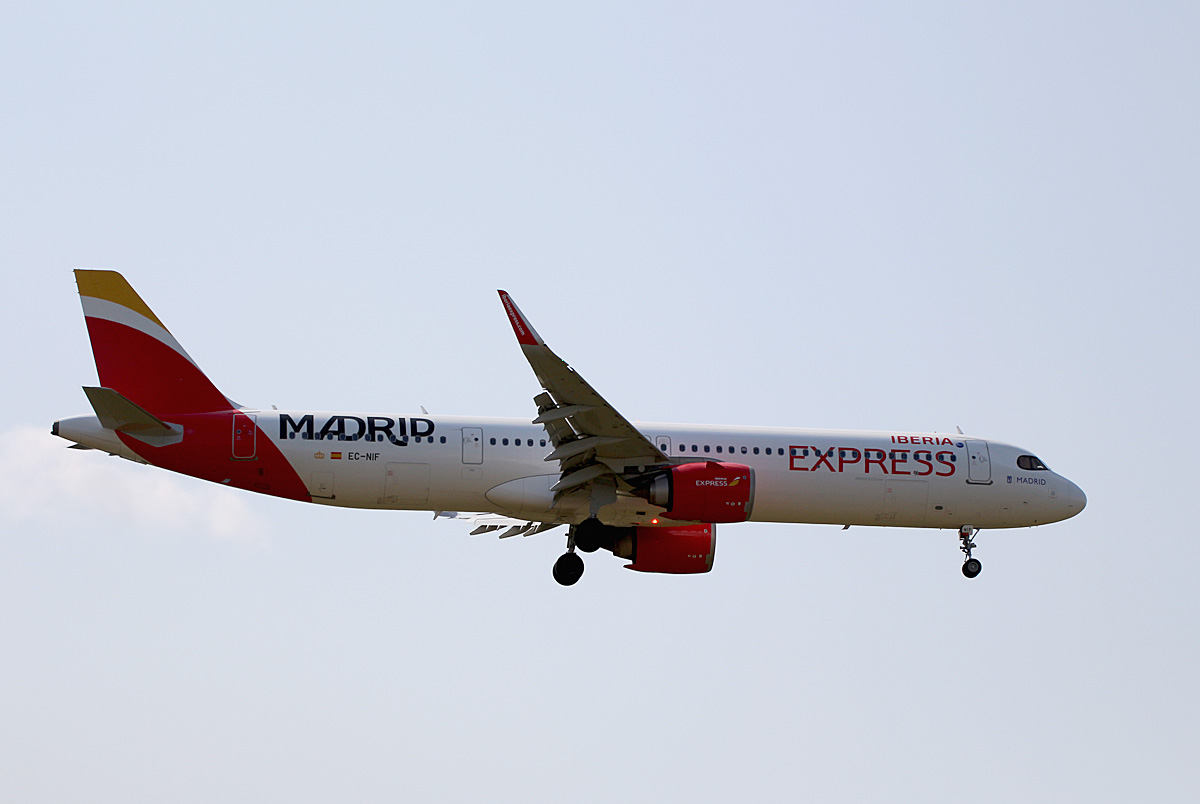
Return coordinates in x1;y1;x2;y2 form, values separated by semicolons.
497;290;544;346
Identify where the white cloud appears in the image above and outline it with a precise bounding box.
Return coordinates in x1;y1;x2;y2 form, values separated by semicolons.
0;426;272;541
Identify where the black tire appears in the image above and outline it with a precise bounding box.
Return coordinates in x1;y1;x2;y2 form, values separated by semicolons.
962;558;982;579
573;518;603;553
552;552;585;586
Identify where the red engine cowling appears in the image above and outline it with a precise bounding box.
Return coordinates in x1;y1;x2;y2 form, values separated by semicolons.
643;461;755;523
613;524;716;574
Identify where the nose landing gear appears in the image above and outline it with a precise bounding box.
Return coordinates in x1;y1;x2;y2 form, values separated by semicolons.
959;525;982;578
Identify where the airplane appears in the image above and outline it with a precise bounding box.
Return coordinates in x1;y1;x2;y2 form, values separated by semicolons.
53;270;1086;585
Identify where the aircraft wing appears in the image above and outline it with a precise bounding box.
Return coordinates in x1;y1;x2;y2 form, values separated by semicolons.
498;291;668;496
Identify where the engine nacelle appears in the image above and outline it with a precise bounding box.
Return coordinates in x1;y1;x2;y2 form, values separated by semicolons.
642;461;755;523
612;524;716;574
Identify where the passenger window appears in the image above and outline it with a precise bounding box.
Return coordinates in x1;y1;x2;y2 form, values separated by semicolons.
489;438;496;445
753;447;760;455
716;446;723;453
502;438;509;446
741;446;747;454
540;439;546;447
704;445;710;453
765;448;772;455
691;445;698;452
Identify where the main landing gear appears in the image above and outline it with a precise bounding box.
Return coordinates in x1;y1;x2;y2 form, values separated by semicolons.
572;517;603;553
959;525;982;579
552;518;622;585
552;520;594;586
552;552;584;586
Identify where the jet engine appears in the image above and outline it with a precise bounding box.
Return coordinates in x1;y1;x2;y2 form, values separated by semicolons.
612;523;716;574
637;461;755;523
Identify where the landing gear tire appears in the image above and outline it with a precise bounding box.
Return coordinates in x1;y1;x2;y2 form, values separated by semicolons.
552;552;585;586
573;518;603;553
962;558;982;579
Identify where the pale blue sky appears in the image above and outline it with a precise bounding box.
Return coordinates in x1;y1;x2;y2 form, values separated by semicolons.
2;2;1197;801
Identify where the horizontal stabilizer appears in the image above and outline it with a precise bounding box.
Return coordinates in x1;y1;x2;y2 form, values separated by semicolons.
82;386;183;446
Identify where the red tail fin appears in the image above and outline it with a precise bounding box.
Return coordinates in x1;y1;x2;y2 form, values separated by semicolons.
75;270;233;416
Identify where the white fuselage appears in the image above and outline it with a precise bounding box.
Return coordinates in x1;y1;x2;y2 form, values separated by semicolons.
238;410;1084;530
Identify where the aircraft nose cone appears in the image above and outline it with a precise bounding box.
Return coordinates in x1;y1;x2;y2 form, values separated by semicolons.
1069;481;1087;515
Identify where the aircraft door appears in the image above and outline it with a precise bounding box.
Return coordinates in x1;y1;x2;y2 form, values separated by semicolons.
656;435;672;455
967;440;992;484
462;427;483;464
386;463;430;506
884;479;929;523
232;412;257;459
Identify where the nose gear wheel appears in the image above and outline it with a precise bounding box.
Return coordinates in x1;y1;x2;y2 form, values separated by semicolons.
959;526;982;578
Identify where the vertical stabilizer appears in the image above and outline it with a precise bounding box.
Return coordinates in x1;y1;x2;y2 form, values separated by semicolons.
75;270;233;416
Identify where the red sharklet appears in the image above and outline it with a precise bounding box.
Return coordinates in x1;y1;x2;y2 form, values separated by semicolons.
497;290;542;346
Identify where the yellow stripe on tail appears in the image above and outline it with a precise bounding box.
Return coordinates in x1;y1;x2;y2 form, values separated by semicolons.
75;270;168;330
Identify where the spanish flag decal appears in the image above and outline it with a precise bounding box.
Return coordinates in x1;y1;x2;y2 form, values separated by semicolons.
331;452;343;460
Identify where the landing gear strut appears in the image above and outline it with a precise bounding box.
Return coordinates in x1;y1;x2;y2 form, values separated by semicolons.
959;526;982;579
552;521;589;586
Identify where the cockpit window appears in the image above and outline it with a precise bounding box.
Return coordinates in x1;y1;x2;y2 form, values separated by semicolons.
1017;455;1049;471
